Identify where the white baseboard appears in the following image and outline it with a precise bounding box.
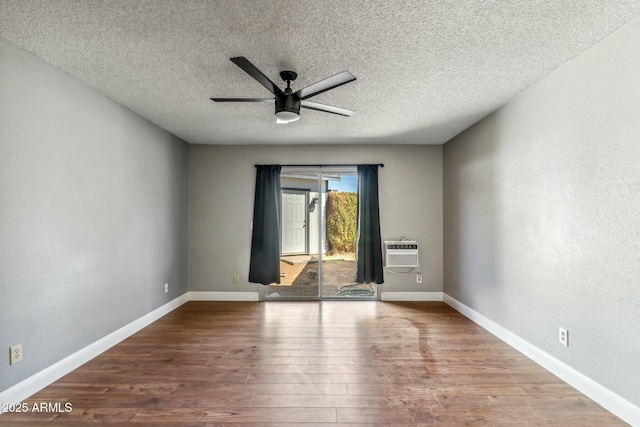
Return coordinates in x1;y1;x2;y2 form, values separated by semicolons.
0;290;260;409
0;293;190;411
443;293;640;426
188;291;259;301
381;291;443;301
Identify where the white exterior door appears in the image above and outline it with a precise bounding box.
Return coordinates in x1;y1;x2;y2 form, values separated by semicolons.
281;190;307;254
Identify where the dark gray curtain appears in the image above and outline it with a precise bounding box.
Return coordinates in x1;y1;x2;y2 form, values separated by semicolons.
249;165;282;285
355;165;384;284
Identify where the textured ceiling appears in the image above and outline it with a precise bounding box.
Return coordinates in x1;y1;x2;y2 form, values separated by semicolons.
1;1;639;145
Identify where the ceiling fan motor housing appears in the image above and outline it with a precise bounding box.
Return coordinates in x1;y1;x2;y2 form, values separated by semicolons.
275;95;301;115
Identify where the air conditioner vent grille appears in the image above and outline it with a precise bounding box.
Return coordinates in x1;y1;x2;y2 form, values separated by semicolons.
383;240;419;268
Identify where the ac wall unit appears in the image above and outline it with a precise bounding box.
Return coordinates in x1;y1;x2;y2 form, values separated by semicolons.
383;240;419;268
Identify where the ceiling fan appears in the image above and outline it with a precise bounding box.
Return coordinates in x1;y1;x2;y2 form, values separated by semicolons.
210;57;356;124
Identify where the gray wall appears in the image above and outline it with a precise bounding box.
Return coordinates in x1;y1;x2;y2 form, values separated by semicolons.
189;145;442;293
443;20;640;406
0;38;189;392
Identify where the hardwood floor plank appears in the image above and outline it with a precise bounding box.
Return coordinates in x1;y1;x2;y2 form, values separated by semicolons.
0;301;625;425
34;383;179;395
0;407;139;423
170;383;349;396
208;356;357;365
56;371;250;385
274;363;416;374
251;393;440;409
246;373;415;384
347;383;439;395
131;407;337;423
337;407;432;424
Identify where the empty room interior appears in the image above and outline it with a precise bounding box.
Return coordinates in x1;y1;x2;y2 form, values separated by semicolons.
1;1;639;425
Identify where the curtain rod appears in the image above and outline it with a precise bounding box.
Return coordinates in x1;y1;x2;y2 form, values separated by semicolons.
255;163;384;168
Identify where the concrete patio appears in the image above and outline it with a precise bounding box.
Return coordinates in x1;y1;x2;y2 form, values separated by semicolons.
265;254;375;298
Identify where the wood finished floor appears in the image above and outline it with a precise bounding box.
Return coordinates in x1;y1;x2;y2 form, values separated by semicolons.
1;301;624;426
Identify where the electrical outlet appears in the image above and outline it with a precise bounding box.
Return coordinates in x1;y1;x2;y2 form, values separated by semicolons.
10;343;22;365
416;273;423;283
559;327;569;346
164;283;169;293
233;274;240;283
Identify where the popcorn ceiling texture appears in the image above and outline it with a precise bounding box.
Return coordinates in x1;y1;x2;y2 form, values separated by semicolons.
1;0;639;145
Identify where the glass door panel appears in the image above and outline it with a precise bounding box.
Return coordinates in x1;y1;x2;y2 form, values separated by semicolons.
264;171;321;299
321;171;376;299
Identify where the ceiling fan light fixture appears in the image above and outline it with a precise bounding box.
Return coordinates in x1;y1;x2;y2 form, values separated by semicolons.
275;110;300;123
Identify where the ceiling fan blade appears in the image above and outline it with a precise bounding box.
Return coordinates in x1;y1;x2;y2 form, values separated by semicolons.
301;100;355;117
230;57;285;98
210;98;274;103
294;71;356;100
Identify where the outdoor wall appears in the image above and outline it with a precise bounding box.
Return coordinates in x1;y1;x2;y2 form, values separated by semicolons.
443;20;640;407
189;144;442;294
280;176;326;255
0;38;190;392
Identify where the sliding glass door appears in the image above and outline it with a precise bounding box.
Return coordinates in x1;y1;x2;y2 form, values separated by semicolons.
261;167;376;300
